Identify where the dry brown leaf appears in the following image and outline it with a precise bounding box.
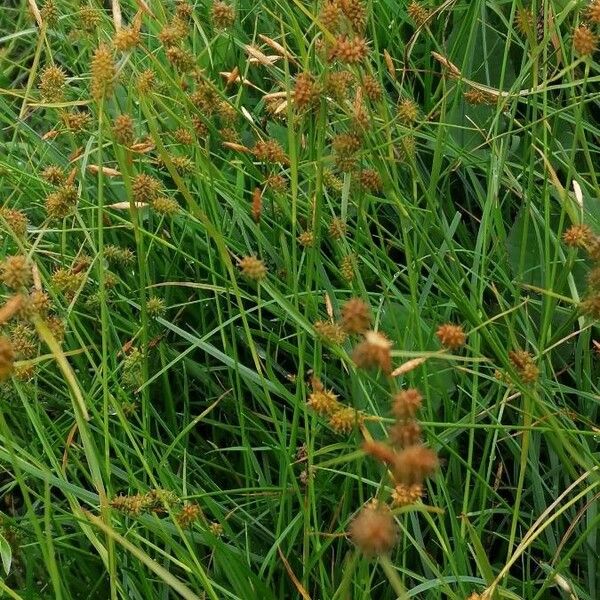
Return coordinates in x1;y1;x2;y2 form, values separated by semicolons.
222;141;252;153
42;129;59;140
107;201;148;210
87;165;121;177
390;357;428;377
383;50;396;80
129;141;155;153
258;34;298;65
0;295;24;325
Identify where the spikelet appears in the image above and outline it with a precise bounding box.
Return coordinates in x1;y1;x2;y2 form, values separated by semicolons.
508;350;539;383
0;208;28;237
113;114;134;145
294;73;320;110
328;217;346;239
320;1;341;31
573;25;598;55
307;388;340;415
352;330;393;374
348;505;397;556
436;323;466;349
176;503;202;528
39;65;66;102
152;196;180;216
253;139;289;164
0;337;15;381
329;35;369;64
238;256;267;281
392;389;422;420
392;444;438;485
212;1;236;29
329;406;361;433
391;483;423;507
407;2;430;27
91;44;116;100
398;98;419;124
562;224;593;248
340;0;367;32
314;320;347;345
587;0;600;24
1;256;32;290
341;298;371;333
114;21;141;52
362;75;382;101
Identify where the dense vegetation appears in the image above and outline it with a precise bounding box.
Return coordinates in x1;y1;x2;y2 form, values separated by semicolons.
0;0;599;598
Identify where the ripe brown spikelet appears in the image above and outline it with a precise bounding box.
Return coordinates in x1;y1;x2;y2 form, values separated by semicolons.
45;184;78;219
308;388;340;415
26;290;51;317
62;110;91;132
580;294;600;319
251;187;262;222
398;98;419;124
174;128;195;145
41;0;58;25
1;256;32;290
436;323;466;349
562;224;593;248
391;483;423;507
294;73;320;110
132;174;161;203
396;135;416;162
212;1;236;29
320;1;341;30
587;267;600;290
265;174;288;194
91;44;116;100
176;1;194;20
587;0;600;23
340;0;367;32
329;406;360;433
464;88;495;105
389;420;422;448
253;139;289;164
407;1;430;27
166;47;195;72
0;208;28;237
358;169;382;193
159;18;188;47
352;330;393;374
10;324;37;360
41;165;65;185
362;75;382;101
298;230;315;248
113;114;134;145
137;69;156;94
114;23;141;52
39;65;66;102
508;350;539;383
177;503;202;528
325;71;354;100
79;7;101;32
328;217;346;239
329;35;369;64
392;444;438;485
0;337;15;381
238;256;267;281
110;493;150;516
332;132;361;157
348;505;397;556
341;298;371;334
573;25;598;55
362;440;397;465
314;320;347;345
392;389;422;420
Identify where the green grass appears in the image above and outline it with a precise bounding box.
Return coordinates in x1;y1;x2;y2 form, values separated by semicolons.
0;0;599;598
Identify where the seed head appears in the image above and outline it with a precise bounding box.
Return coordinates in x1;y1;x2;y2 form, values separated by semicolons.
265;174;288;194
151;196;180;216
307;388;340;415
508;350;539;384
0;208;28;238
325;71;354;100
332;132;361;157
45;185;78;220
392;389;422;420
314;320;347;345
340;0;367;32
320;1;341;30
407;2;430;26
464;88;495;105
358;169;382;193
176;1;194;20
114;23;141;52
146;297;166;317
91;44;116;100
238;256;267;281
113;114;134;145
253;139;289;164
41;165;65;185
137;69;156;95
159;18;188;46
562;224;593;248
587;267;600;290
166;47;195;72
362;74;382;101
329;406;361;433
132;174;161;203
348;506;397;556
362;440;397;465
436;323;466;349
0;337;15;381
174;128;194;145
340;254;355;282
298;230;315;248
392;444;438;485
389;420;422;448
39;65;66;102
341;298;371;334
79;7;101;32
41;0;59;26
573;25;598;56
10;324;36;360
62;110;91;132
110;493;150;516
352;330;393;373
329;35;369;64
587;1;600;23
1;256;32;290
324;170;343;193
398;98;419;124
328;217;346;239
391;483;423;507
580;294;600;319
177;503;202;528
212;1;236;29
294;73;321;110
515;8;533;37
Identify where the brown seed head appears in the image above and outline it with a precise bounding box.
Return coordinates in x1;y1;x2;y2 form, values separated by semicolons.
562;224;593;248
328;217;346;239
392;444;438;485
114;23;141;52
45;185;78;220
573;25;598;55
113;114;134;145
436;323;466;349
348;506;397;556
177;503;202;528
392;388;422;420
407;2;430;27
352;330;393;373
464;88;495;105
132;174;161;203
294;73;321;110
389;420;422;448
329;35;369;64
587;0;600;23
41;0;59;25
581;294;600;319
362;440;397;465
320;1;341;31
41;165;65;185
212;1;236;28
253;139;289;164
1;256;32;290
508;350;539;383
152;196;180;216
79;7;101;32
359;169;382;193
238;256;267;281
0;208;28;238
265;174;288;194
137;69;156;95
332;132;361;157
340;0;367;32
0;337;15;381
298;230;315;248
62;110;91;132
398;98;419;124
341;298;371;334
159;18;188;46
325;71;354;100
166;47;195;72
362;74;382;101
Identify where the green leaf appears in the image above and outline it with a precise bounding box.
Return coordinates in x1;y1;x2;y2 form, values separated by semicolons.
0;532;12;576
